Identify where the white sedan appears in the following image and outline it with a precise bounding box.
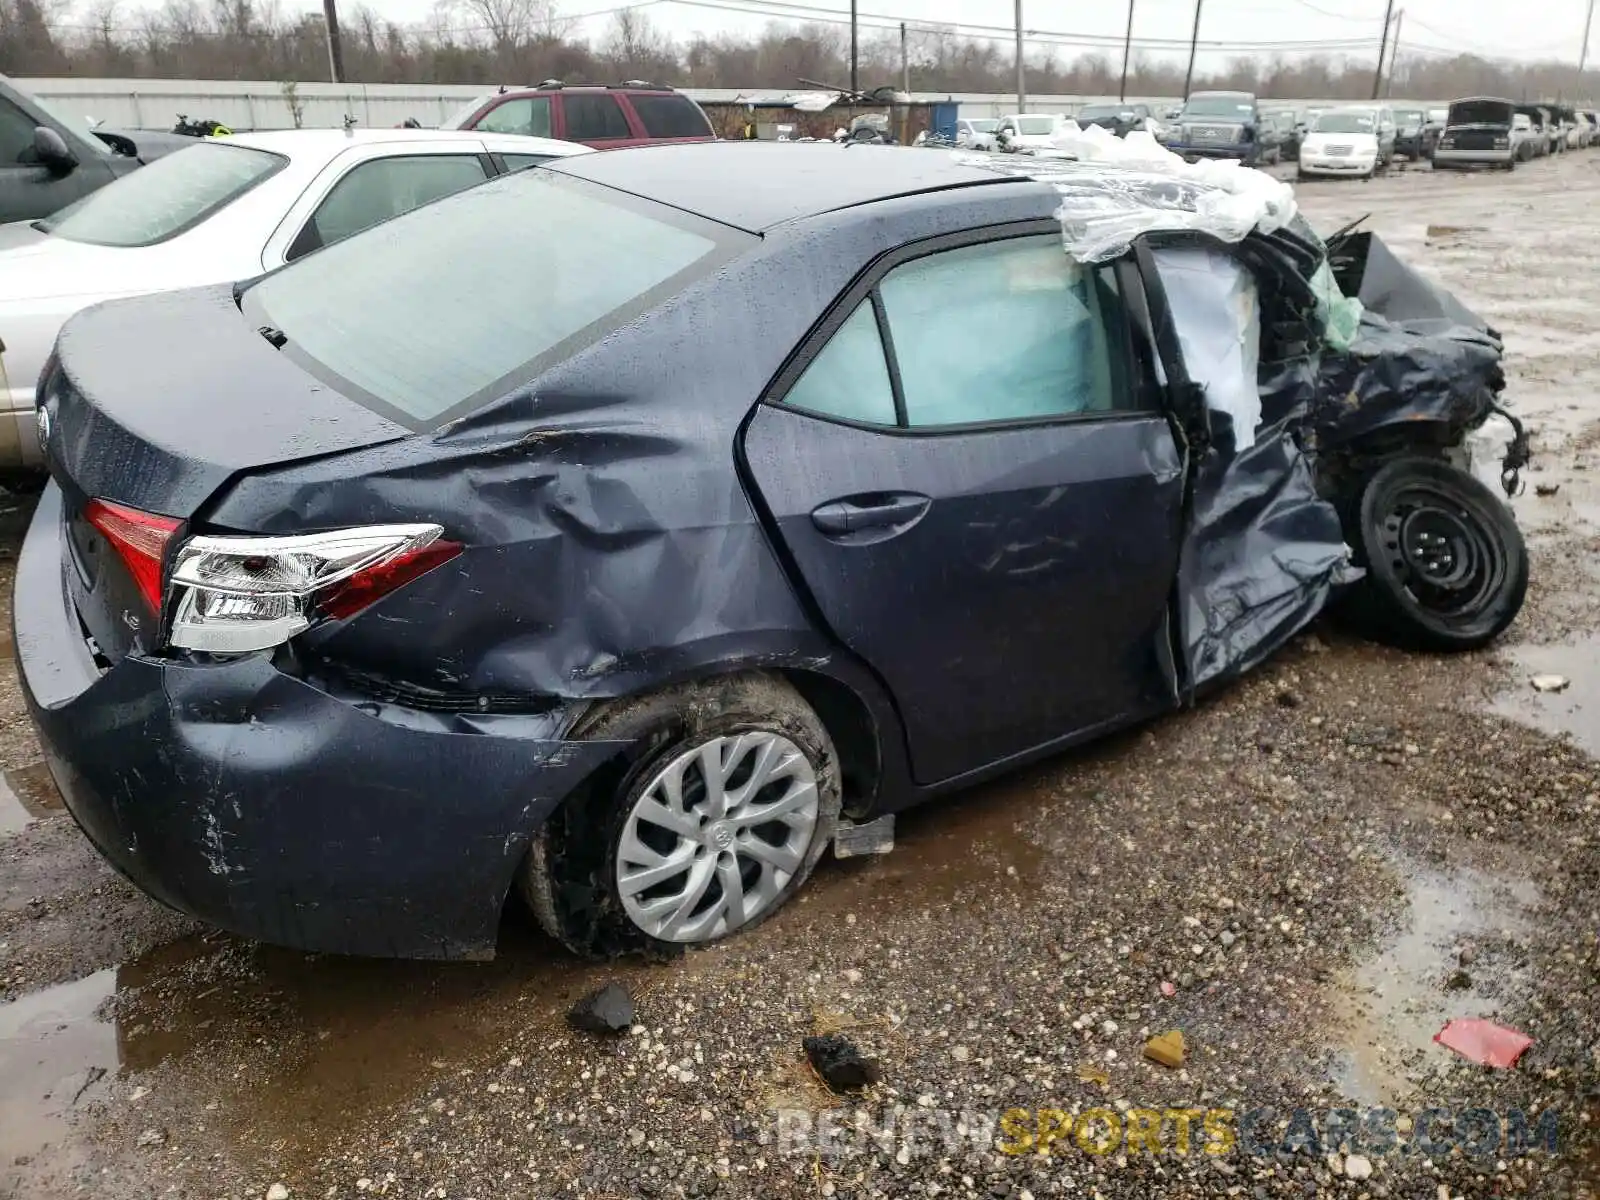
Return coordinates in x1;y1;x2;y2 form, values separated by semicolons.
0;128;589;469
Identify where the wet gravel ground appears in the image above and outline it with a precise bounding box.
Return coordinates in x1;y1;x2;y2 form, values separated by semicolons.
5;153;1600;1200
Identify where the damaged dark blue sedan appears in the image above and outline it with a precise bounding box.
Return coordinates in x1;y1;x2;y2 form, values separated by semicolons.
16;144;1528;959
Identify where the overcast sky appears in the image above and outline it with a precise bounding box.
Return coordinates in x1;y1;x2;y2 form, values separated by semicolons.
392;0;1595;69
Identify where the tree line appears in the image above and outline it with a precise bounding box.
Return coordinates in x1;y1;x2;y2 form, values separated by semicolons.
3;0;1594;104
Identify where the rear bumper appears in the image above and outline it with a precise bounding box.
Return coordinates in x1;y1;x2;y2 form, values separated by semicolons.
15;484;624;959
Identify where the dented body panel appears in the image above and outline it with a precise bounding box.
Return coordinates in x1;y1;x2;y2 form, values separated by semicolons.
17;148;1526;958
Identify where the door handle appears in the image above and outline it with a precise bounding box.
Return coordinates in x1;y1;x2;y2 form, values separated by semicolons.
811;493;931;534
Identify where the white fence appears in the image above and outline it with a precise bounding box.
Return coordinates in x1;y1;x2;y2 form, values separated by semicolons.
16;76;1209;131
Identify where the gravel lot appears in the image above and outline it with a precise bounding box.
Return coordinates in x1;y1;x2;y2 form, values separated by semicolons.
4;153;1600;1200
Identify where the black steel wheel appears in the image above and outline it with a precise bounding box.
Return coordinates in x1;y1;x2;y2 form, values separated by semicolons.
1340;456;1527;651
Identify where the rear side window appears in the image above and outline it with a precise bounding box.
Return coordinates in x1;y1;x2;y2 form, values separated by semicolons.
501;153;556;172
783;303;897;426
882;237;1122;427
475;97;552;138
564;95;632;141
244;171;749;425
630;95;713;139
782;235;1135;429
286;154;489;261
41;142;284;247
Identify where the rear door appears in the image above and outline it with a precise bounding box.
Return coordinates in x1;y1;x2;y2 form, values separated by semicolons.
0;92;113;224
742;227;1185;786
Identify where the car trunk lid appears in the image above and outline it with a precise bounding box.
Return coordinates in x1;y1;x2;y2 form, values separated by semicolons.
44;284;409;517
42;284;410;666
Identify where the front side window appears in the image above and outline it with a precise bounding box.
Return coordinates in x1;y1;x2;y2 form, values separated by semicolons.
475;97;552;138
41;141;285;246
564;95;632;140
287;154;489;261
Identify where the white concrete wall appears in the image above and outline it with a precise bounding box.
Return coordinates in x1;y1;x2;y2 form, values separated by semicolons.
15;77;1202;130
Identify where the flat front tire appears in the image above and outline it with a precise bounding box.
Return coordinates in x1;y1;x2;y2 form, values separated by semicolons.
521;673;841;958
1339;456;1528;652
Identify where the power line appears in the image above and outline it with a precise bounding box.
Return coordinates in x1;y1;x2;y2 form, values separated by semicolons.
658;0;1384;51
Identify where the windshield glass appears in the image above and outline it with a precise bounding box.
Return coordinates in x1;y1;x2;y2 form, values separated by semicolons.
243;170;751;426
1313;111;1377;134
1017;117;1056;134
1395;109;1424;127
1183;96;1253;118
968;119;998;132
41;142;285;246
1076;106;1127;120
440;94;494;130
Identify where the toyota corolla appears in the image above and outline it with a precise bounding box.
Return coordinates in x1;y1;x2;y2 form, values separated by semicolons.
16;144;1528;960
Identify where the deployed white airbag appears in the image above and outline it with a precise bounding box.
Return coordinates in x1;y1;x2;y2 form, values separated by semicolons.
1153;246;1263;449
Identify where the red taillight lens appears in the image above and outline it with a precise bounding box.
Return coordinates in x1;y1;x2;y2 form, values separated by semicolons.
84;499;181;613
317;539;461;621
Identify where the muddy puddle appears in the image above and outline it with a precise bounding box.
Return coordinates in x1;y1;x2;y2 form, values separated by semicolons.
0;969;116;1170
0;762;1064;1186
1491;636;1600;756
0;763;63;837
1329;855;1538;1107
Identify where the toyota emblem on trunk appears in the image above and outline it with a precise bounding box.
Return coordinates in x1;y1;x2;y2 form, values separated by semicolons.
35;405;50;449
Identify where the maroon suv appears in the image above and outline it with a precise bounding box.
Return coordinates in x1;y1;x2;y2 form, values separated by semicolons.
442;82;716;149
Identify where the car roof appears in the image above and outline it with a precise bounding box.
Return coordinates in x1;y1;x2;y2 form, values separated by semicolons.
226;128;588;159
544;142;1035;232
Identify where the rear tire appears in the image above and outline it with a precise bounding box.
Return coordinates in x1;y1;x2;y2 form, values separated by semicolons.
1338;456;1527;652
521;673;841;958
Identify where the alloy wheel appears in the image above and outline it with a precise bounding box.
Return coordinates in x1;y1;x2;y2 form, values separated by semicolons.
616;731;820;943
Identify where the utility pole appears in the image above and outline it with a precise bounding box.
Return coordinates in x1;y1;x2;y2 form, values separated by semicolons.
1015;0;1026;112
1119;0;1135;102
900;21;909;92
1580;0;1596;74
850;0;858;93
1371;0;1396;99
322;0;345;83
1385;9;1403;97
1182;0;1203;100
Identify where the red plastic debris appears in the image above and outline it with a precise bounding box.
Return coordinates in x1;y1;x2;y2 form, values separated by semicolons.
1433;1018;1533;1068
1160;981;1177;997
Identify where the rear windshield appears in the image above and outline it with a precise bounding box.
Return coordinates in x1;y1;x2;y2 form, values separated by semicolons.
1313;111;1377;134
242;170;749;426
1449;100;1513;127
41;141;284;246
630;94;713;138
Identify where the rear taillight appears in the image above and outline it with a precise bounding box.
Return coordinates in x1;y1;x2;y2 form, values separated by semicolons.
85;499;181;614
167;524;460;653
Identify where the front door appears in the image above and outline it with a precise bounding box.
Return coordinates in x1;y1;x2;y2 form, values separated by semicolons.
0;96;109;225
742;229;1185;785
